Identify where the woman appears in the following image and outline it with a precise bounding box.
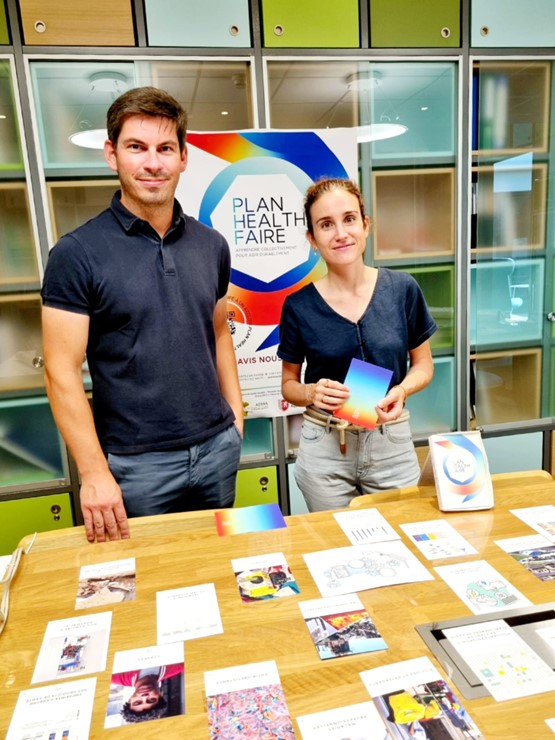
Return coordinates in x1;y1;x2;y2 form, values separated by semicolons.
277;178;437;511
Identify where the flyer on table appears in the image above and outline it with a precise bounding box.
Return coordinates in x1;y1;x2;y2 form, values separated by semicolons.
303;541;433;598
204;660;295;739
31;611;112;684
434;559;531;615
333;508;399;545
510;504;555;542
360;656;483;738
75;557;136;609
232;551;300;602
157;582;223;643
400;519;478;560
495;533;555;581
6;677;96;740
105;642;185;728
296;701;388;740
444;619;555;701
298;593;387;659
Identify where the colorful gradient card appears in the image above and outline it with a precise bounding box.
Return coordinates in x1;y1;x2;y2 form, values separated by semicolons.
334;358;393;430
215;503;287;536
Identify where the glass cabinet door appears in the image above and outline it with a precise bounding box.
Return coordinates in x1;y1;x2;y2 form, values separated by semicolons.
472;59;554;425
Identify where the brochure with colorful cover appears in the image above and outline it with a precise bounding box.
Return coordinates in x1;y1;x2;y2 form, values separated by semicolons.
428;430;494;511
31;611;112;684
231;551;300;603
296;701;388;740
6;677;97;740
104;642;185;728
360;656;483;738
495;533;555;581
334;358;393;430
204;660;296;739
298;593;387;659
215;502;286;536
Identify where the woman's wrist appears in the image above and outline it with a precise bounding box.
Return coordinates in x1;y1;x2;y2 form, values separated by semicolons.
394;384;407;405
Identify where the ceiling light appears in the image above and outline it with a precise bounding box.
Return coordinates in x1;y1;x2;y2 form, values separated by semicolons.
69;71;128;149
68;128;108;149
355;122;408;143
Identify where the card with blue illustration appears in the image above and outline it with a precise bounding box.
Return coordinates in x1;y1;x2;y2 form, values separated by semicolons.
334;358;393;430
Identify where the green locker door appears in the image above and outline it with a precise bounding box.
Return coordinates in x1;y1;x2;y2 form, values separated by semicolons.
0;493;74;555
262;0;359;48
370;0;460;47
235;466;278;508
0;2;9;44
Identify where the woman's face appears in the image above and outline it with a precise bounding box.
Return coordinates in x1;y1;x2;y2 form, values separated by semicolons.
307;189;370;266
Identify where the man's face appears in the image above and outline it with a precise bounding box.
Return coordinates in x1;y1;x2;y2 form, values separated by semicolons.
104;114;187;217
128;684;162;714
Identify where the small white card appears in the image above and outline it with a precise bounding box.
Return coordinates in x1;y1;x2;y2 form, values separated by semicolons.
333;508;399;545
31;611;112;684
303;541;433;598
296;701;388;740
6;677;97;740
510;505;555;542
75;557;136;609
444;619;555;701
400;519;478;560
434;560;531;614
156;583;223;643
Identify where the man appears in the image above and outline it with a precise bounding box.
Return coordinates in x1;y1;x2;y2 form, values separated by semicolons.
111;664;184;724
41;86;243;544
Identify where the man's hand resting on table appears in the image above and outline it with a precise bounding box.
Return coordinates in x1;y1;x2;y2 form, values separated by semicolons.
80;469;130;544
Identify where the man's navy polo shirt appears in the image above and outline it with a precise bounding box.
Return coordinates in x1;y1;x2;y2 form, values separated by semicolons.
41;192;235;454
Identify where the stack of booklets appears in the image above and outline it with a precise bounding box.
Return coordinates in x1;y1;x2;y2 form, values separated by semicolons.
426;430;494;512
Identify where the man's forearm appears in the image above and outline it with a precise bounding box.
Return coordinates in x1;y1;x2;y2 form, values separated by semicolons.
44;368;109;477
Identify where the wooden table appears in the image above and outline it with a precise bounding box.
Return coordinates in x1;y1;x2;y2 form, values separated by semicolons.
1;470;555;738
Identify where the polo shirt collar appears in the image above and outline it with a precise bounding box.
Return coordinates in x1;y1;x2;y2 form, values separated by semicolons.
109;190;186;234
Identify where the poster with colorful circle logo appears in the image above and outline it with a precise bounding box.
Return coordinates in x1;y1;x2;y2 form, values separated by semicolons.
176;129;358;418
429;431;494;511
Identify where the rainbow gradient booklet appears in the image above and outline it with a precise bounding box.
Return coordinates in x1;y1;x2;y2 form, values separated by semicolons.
334;358;393;430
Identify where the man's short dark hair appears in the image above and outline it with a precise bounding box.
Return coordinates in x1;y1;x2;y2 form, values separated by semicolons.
120;695;168;723
106;86;188;150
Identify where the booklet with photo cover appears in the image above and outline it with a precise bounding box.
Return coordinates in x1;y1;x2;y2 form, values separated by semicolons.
428;430;494;511
360;656;483;738
334;358;393;430
204;660;295;739
298;593;387;660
